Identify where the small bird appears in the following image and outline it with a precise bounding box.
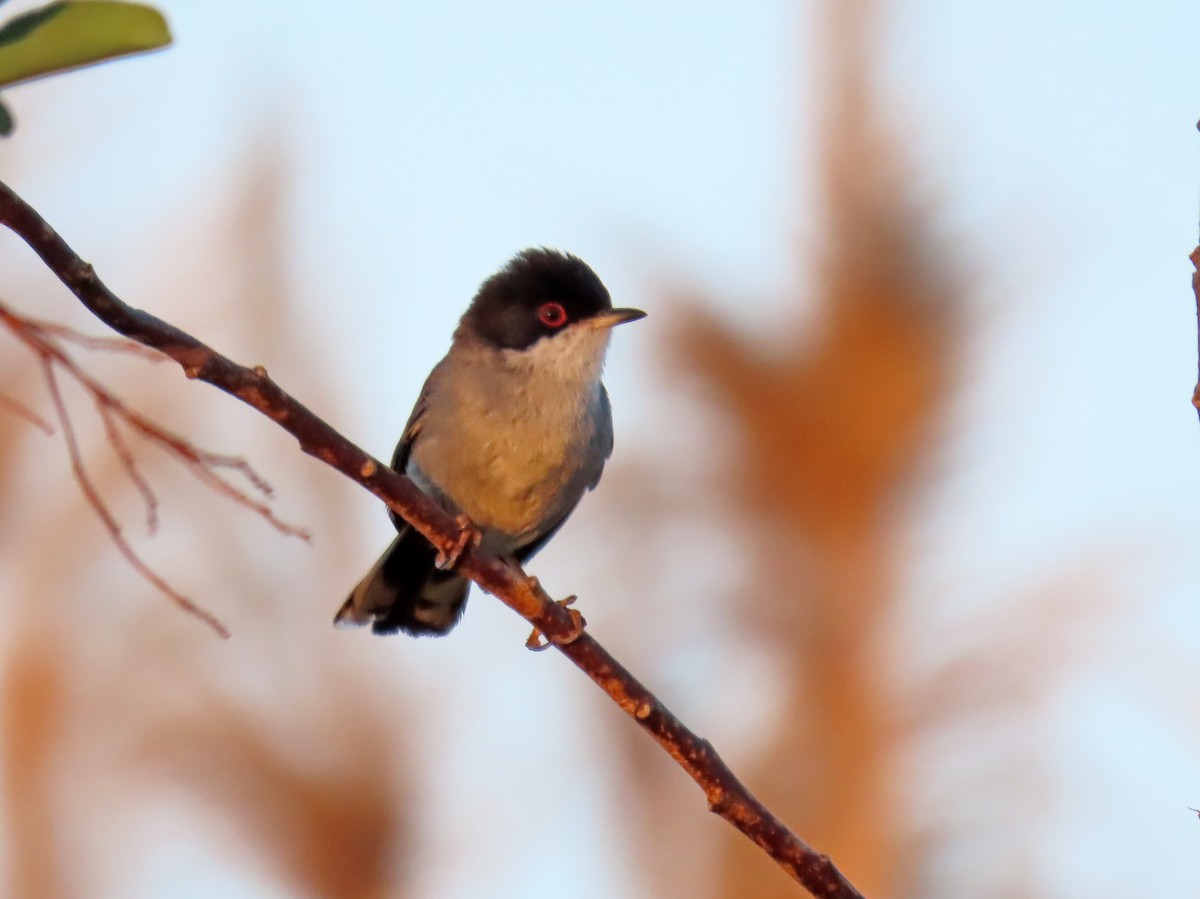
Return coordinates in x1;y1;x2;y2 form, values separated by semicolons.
336;248;645;636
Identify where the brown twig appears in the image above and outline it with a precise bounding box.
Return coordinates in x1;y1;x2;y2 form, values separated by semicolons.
41;358;230;638
0;299;309;636
0;303;305;540
106;398;300;535
26;315;165;360
95;400;159;533
0;390;54;434
0;177;865;899
1191;247;1200;419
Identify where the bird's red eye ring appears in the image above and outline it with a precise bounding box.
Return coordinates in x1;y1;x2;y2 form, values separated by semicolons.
538;302;568;328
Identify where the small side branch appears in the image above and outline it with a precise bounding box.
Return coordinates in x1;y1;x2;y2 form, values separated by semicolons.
0;178;865;899
0;390;54;434
96;398;160;533
1191;247;1200;419
0;299;308;637
41;358;230;638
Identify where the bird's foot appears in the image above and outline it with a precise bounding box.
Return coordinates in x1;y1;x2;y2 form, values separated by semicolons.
435;514;480;570
525;594;586;652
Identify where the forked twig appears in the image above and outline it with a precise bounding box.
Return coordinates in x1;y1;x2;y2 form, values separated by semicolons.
0;303;306;540
95;400;159;533
0;299;311;636
41;360;230;638
90;390;304;538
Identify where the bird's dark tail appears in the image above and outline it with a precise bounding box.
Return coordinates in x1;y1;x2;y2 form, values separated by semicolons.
335;526;469;636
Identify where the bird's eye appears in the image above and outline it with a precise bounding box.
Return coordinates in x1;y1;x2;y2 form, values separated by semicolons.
538;302;568;328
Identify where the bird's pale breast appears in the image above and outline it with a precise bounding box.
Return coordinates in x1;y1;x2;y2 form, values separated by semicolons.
409;328;610;551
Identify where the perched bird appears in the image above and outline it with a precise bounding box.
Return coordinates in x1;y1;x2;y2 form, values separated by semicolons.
336;248;645;636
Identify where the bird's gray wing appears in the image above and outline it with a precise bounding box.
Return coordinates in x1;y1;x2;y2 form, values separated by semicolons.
587;384;615;490
386;363;441;532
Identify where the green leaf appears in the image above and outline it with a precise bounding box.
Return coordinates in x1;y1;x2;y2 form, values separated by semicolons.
0;2;171;90
0;5;64;49
0;97;12;136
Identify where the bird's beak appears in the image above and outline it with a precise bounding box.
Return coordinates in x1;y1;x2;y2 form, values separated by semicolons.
584;307;647;330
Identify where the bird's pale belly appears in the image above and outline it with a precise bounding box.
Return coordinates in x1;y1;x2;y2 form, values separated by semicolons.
409;432;582;551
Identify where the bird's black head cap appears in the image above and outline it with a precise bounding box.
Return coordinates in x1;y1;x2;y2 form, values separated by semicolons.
461;248;612;350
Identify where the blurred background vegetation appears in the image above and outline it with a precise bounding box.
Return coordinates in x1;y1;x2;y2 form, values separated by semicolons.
0;0;1197;897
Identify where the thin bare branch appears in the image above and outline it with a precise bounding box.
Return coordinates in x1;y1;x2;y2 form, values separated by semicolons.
1190;247;1200;419
0;300;307;540
0;177;865;899
96;394;303;537
27;318;165;360
0;390;54;435
95;400;159;534
41;360;229;639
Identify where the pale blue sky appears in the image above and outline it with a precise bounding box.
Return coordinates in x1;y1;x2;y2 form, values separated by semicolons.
2;1;1199;896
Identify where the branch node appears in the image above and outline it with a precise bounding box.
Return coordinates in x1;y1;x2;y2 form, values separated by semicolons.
65;258;94;286
360;458;378;478
707;787;729;814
